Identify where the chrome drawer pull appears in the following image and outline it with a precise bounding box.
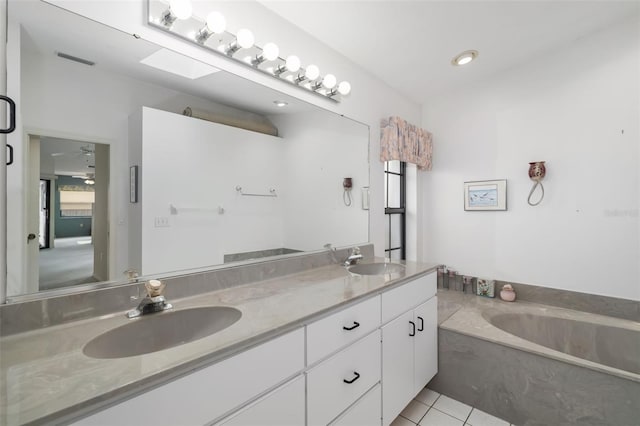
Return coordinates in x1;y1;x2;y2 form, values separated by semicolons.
343;371;360;384
343;321;360;331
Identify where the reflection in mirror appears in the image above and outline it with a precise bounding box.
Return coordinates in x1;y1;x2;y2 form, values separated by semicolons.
38;138;110;291
5;1;369;300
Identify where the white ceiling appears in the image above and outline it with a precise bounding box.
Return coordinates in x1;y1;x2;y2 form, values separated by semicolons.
259;1;639;104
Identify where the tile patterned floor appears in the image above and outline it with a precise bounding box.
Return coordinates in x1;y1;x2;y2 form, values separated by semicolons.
391;387;514;426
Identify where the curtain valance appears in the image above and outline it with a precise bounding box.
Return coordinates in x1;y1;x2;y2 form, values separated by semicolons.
380;116;433;171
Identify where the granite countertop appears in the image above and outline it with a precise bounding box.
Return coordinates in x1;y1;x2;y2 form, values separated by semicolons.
436;290;640;383
0;259;437;426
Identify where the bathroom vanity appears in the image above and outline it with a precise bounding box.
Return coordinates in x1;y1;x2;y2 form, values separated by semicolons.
0;254;438;425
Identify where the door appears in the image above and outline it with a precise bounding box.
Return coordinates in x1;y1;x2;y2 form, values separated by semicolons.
26;136;40;291
382;310;414;425
38;179;51;248
413;297;438;394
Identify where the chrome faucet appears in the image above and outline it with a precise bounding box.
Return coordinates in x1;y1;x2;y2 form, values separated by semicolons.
127;280;173;318
343;246;363;267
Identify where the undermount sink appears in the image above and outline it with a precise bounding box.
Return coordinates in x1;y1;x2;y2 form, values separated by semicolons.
83;306;242;359
348;262;405;276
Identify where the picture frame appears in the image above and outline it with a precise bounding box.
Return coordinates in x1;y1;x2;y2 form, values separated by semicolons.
464;179;507;211
129;165;138;203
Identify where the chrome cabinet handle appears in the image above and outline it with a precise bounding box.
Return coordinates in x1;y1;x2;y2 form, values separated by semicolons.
343;321;360;331
343;371;360;384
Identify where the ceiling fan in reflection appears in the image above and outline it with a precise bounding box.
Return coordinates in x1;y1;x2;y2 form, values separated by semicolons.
50;145;95;158
71;173;96;185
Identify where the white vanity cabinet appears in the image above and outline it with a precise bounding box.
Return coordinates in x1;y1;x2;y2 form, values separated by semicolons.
330;384;382;426
215;375;305;426
381;273;437;426
72;328;305;426
306;295;382;426
70;271;438;426
307;330;381;425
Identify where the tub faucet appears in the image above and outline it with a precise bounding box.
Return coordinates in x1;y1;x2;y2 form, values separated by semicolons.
127;280;173;318
343;247;363;267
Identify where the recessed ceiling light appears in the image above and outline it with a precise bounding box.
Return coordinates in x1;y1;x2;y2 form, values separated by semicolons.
451;50;478;66
273;100;288;107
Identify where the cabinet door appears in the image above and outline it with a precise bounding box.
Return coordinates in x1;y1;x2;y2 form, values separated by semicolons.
413;297;438;394
381;311;414;426
330;384;381;426
217;376;305;426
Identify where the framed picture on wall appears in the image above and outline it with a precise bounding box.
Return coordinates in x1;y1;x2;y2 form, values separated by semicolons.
464;179;507;211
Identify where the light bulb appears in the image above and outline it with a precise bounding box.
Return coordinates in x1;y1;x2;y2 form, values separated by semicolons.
206;11;226;33
262;43;279;61
338;81;351;96
236;29;255;49
305;64;320;81
285;55;301;72
451;50;478;66
169;0;192;20
457;55;473;65
322;74;337;89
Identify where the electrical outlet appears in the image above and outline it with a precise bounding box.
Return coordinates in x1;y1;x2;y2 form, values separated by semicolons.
154;217;170;227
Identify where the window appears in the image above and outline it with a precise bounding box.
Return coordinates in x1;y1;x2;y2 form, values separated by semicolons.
384;160;406;260
59;189;94;217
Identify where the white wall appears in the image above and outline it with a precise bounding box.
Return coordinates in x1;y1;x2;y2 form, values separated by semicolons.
135;107;370;275
422;17;640;300
44;0;423;261
272;111;369;251
138;107;286;274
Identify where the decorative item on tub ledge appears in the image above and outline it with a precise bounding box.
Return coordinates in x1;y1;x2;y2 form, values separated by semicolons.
476;278;495;298
500;284;517;302
464;179;507;211
146;0;351;102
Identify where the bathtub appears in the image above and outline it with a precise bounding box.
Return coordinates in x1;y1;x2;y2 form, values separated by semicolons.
429;291;640;426
484;312;639;377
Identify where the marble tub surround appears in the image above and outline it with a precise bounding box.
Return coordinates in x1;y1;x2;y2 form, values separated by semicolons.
431;329;640;426
496;280;639;322
437;290;640;381
0;256;436;425
0;244;374;336
431;290;640;425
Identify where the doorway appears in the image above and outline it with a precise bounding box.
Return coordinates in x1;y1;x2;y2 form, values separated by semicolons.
38;179;51;249
29;136;110;291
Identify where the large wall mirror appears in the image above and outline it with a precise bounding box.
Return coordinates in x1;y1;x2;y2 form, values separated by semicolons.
5;1;369;300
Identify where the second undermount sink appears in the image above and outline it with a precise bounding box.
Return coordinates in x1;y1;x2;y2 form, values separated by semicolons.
83;306;242;359
348;262;405;276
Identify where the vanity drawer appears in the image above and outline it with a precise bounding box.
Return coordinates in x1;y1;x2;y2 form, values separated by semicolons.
330;383;381;426
307;295;381;365
381;272;436;324
307;330;381;426
73;328;304;426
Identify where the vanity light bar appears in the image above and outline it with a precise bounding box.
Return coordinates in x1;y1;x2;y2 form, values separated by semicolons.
147;0;351;102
